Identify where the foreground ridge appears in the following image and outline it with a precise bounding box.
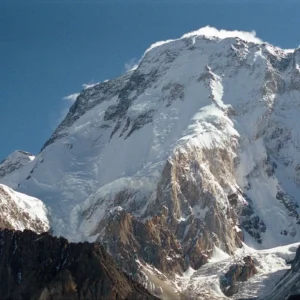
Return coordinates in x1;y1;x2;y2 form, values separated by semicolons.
0;228;158;300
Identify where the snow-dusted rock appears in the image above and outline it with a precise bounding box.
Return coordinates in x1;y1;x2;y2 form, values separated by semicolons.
0;184;49;233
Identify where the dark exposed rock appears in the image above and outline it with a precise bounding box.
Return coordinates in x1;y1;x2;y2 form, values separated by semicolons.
125;110;155;139
104;71;155;123
220;255;257;297
0;229;158;300
162;83;185;107
266;52;292;72
228;193;238;207
263;155;277;177
276;190;300;227
287;295;300;300
238;194;266;244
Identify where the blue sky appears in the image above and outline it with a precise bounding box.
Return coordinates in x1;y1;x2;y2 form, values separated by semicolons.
1;0;300;161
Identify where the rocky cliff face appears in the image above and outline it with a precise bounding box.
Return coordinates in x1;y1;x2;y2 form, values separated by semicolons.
96;208;185;277
93;145;243;278
0;228;158;300
1;28;300;286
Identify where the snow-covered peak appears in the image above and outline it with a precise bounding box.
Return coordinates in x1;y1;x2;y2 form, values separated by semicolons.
0;184;49;233
142;26;296;59
2;27;300;299
0;150;35;179
2;28;300;253
180;26;263;44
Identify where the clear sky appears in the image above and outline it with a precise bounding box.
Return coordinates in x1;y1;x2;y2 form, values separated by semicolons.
1;0;300;161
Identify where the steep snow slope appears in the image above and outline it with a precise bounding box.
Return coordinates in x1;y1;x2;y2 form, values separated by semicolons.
0;184;49;233
2;28;300;273
0;150;35;179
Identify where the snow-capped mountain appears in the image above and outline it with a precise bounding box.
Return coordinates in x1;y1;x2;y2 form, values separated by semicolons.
1;27;300;298
0;184;49;233
0;150;34;179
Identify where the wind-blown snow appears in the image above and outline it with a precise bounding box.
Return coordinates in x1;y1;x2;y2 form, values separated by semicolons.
82;82;101;90
144;26;265;57
181;26;263;44
63;93;79;103
124;58;139;72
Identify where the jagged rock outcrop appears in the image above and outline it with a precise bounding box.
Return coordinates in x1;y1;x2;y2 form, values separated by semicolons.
90;143;243;277
0;229;158;300
145;147;243;261
96;208;185;278
220;255;257;296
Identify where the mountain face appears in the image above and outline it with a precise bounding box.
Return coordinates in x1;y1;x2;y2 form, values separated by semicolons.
0;184;49;233
0;228;158;300
2;28;300;296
